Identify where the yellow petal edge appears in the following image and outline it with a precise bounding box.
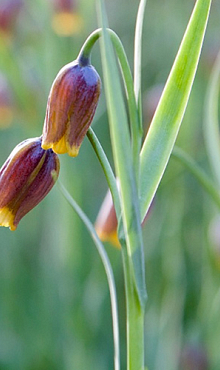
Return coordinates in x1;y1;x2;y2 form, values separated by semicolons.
96;227;121;249
42;135;80;157
0;207;16;231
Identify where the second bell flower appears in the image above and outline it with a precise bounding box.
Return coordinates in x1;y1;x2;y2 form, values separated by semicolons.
0;137;60;230
42;59;101;157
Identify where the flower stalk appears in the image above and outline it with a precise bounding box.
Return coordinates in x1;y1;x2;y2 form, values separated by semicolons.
78;27;141;177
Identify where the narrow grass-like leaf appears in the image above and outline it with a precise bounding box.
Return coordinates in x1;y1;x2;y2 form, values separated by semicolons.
204;49;220;187
134;0;147;119
133;0;147;173
140;0;212;221
97;0;147;307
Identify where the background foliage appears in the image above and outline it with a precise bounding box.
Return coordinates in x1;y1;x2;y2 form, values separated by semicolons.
0;0;220;369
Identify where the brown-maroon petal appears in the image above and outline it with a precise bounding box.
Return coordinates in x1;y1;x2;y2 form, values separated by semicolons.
0;137;60;230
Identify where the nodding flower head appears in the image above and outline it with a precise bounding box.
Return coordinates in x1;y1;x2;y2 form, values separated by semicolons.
0;137;60;231
0;0;23;37
95;189;120;248
41;58;101;157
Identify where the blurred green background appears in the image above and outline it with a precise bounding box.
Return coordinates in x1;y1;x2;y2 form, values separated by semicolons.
0;0;220;369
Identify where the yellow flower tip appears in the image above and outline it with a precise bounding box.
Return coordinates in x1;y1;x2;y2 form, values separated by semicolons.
67;144;80;157
42;136;67;155
0;207;16;231
52;12;84;36
42;137;80;157
51;136;68;154
96;227;121;249
41;141;52;151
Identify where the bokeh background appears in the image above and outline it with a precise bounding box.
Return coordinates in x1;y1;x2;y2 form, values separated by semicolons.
0;0;220;369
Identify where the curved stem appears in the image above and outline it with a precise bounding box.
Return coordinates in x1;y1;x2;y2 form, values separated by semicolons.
57;180;120;370
87;127;121;220
172;147;220;209
78;28;140;179
78;31;100;66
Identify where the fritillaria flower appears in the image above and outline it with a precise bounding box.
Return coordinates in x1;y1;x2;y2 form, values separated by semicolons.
53;0;76;11
95;185;153;248
0;0;23;37
0;137;60;231
95;189;120;248
41;59;101;157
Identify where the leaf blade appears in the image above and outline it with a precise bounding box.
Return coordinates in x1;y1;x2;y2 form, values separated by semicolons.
140;0;212;221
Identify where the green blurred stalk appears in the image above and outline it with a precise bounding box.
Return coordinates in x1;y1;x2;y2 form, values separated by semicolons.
172;147;220;209
204;48;220;187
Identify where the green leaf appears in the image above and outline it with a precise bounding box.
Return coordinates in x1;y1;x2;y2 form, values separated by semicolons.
97;0;147;308
140;0;212;221
134;0;147;118
133;0;147;179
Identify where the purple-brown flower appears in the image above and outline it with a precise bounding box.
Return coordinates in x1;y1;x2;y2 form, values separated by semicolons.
41;59;101;157
0;137;60;230
0;0;23;37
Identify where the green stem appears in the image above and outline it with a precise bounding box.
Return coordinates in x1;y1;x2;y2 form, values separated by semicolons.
81;22;146;370
57;180;120;370
87;127;121;220
78;28;140;178
172;147;220;209
121;247;145;370
87;127;146;368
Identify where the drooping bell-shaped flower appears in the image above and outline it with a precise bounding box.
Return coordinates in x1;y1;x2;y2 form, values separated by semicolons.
41;58;101;157
95;184;153;248
0;0;23;38
0;136;60;230
95;189;120;248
